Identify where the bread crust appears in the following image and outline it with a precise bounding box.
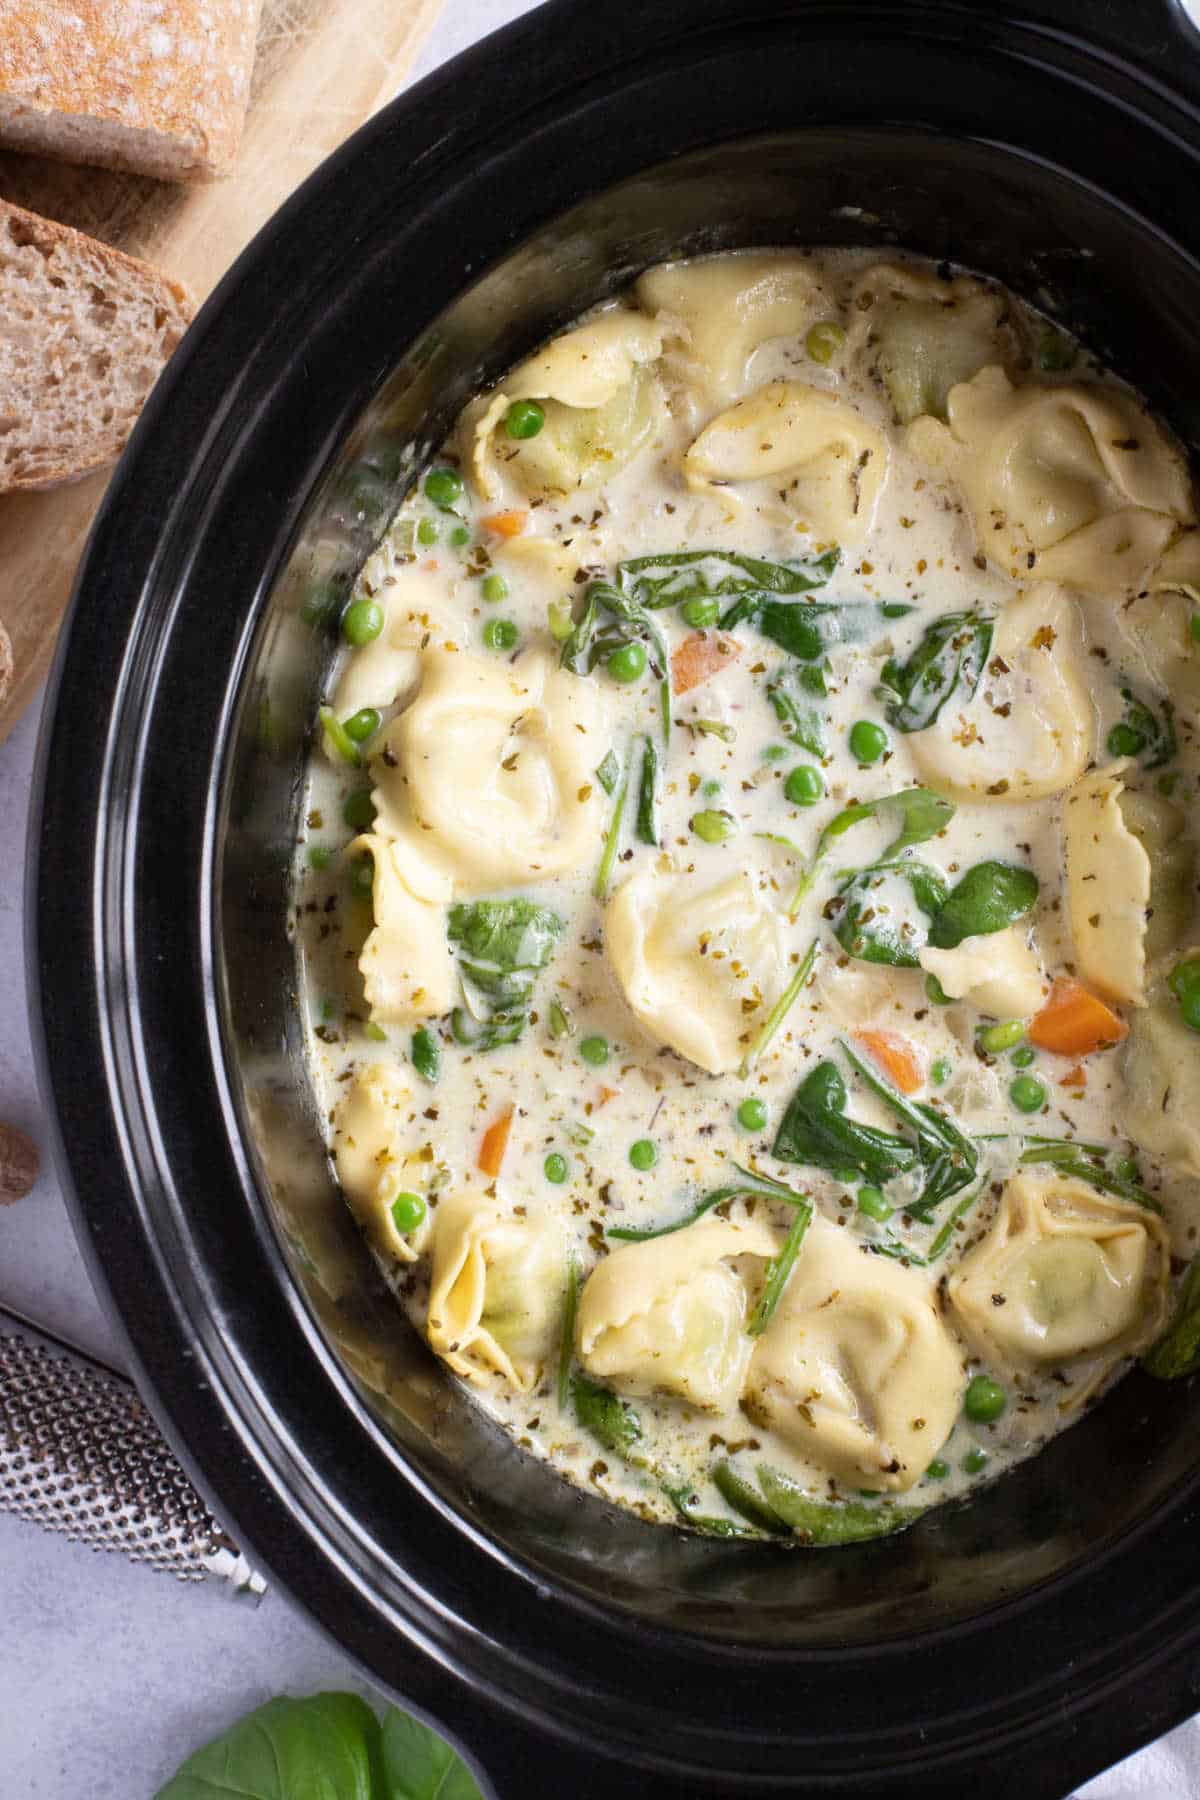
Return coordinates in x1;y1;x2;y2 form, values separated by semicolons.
0;0;263;181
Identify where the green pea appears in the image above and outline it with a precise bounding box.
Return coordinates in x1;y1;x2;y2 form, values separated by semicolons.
961;1446;989;1475
1009;1073;1046;1113
925;973;952;1006
1180;987;1200;1034
1158;771;1181;797
925;1458;950;1481
342;789;376;831
806;320;846;364
344;707;381;744
1011;1045;1036;1068
341;598;384;646
390;1191;427;1233
784;764;824;806
737;1096;768;1132
762;743;789;762
544;1152;569;1184
856;1186;892;1222
308;845;332;871
701;778;721;799
680;597;720;629
483;617;519;652
450;524;471;547
349;855;374;900
835;1167;860;1186
848;718;888;764
607;640;647;684
1190;613;1200;645
977;1019;1025;1055
547;600;574;642
629;1139;658;1171
1107;722;1145;758
481;573;509;604
1168;958;1200;1006
964;1374;1007;1422
579;1034;609;1067
690;808;736;844
1037;331;1075;373
930;1057;952;1085
417;517;439;546
423;466;464;508
505;399;546;440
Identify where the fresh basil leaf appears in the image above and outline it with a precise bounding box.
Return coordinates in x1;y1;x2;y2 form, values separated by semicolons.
757;1467;924;1544
572;1373;644;1458
1111;681;1176;770
772;1061;919;1186
1144;1254;1200;1379
879;610;994;733
381;1707;483;1800
767;664;827;755
154;1693;383;1800
618;547;838;608
833;862;948;967
723;597;913;662
636;735;660;846
927;859;1039;949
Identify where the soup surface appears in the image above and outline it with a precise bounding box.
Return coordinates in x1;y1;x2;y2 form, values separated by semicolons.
294;249;1200;1544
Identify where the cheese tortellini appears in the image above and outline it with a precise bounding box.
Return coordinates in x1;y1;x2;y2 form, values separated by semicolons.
1063;767;1152;1008
907;584;1092;801
848;262;1019;424
606;863;787;1075
426;1193;567;1391
467;309;664;502
1123;957;1200;1179
371;649;608;892
919;926;1047;1020
576;1217;779;1412
683;382;889;545
352;832;455;1025
908;365;1194;593
330;561;470;726
1116;534;1200;722
637;251;829;405
948;1173;1170;1381
331;1064;431;1264
743;1217;964;1493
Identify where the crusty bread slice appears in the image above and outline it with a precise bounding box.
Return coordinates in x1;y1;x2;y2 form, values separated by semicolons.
0;0;263;183
0;617;12;709
0;199;194;492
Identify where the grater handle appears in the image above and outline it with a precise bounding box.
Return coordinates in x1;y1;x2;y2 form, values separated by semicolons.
0;1300;265;1598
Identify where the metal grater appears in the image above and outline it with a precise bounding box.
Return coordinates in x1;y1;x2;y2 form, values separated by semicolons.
0;1301;265;1598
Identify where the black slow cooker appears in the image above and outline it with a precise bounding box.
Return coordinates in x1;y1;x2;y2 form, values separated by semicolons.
30;3;1200;1793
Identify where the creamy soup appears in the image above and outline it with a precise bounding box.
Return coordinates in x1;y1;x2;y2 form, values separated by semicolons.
293;250;1200;1544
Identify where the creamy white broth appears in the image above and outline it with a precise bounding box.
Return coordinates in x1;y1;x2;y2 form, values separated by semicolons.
294;249;1200;1543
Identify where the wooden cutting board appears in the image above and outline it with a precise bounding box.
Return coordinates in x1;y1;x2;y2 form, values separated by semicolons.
0;0;443;740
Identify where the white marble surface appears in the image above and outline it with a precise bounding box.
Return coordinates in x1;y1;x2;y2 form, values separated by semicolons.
0;3;1197;1793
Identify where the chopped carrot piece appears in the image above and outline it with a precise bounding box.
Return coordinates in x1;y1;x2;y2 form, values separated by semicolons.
596;1085;620;1107
478;1107;513;1177
1059;1063;1087;1089
854;1029;925;1095
481;510;528;538
1028;978;1128;1057
670;630;742;695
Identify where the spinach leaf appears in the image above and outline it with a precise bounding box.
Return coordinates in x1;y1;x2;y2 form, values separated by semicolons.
767;663;827;756
833;862;948;967
739;936;820;1075
381;1709;483;1800
661;1478;759;1538
447;899;562;1051
1110;681;1176;770
837;1036;979;1218
410;1026;440;1085
712;1460;793;1534
1144;1254;1200;1380
608;1161;810;1242
154;1692;384;1800
636;735;659;846
722;596;913;662
879;610;994;732
618;547;838;608
772;1061;919;1186
747;1201;813;1336
572;1372;645;1458
787;786;954;914
560;579;670;740
757;1467;924;1545
927;859;1039;949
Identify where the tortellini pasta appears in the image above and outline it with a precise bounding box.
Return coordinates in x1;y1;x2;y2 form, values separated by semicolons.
331;1064;431;1264
948;1173;1170;1379
1063;766;1152;1007
908;584;1092;801
1116;533;1200;721
576;1217;779;1412
636;251;828;405
907;366;1194;593
467;309;664;502
371;648;608;892
330;561;469;726
1118;788;1194;965
426;1192;567;1391
683;382;889;545
352;832;455;1025
1123;957;1200;1179
743;1217;964;1493
847;262;1018;424
919;926;1047;1019
606;862;787;1075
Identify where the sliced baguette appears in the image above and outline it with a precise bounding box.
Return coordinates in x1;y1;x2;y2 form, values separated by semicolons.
0;0;263;182
0;199;194;492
